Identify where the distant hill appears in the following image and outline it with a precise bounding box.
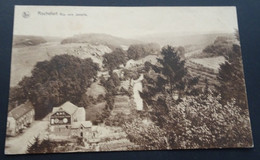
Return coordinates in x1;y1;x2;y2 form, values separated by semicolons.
13;35;47;47
60;33;142;50
137;33;234;47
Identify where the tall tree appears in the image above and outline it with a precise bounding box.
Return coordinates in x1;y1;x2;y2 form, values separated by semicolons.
152;45;188;95
140;45;198;128
217;30;248;109
217;43;247;110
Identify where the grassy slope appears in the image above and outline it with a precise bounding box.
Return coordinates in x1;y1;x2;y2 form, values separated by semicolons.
61;33;141;50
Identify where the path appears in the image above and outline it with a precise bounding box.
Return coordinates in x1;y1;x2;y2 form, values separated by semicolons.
5;120;49;154
133;74;144;110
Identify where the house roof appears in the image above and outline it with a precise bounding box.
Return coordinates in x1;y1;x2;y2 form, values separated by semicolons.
52;101;78;115
71;121;92;128
8;101;34;120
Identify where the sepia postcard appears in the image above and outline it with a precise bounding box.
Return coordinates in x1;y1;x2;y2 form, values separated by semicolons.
5;5;253;154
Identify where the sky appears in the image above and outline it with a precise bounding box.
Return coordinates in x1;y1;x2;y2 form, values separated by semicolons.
13;6;239;39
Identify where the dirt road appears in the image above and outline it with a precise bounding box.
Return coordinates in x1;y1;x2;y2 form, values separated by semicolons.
5;120;49;154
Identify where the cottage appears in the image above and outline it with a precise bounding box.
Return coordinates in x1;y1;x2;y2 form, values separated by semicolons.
6;101;35;136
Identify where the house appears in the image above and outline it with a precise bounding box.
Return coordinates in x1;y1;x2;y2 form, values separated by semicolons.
49;101;92;139
71;121;92;139
6;101;35;136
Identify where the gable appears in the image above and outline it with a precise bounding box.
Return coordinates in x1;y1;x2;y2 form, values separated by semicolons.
51;110;71;117
52;101;78;115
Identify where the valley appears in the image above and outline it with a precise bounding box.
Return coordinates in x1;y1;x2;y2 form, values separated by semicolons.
7;32;236;153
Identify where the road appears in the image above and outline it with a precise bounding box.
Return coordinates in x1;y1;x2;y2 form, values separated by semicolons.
5;120;49;155
133;74;144;110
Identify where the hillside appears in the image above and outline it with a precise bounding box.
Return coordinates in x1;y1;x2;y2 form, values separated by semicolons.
61;33;142;50
13;35;47;47
185;57;226;87
138;33;234;48
10;42;111;87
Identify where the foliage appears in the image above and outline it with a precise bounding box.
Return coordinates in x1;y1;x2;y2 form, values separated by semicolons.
27;136;58;154
217;42;248;110
124;41;252;149
95;71;122;124
8;86;26;111
14;54;99;119
93;106;111;125
203;36;233;57
127;43;160;60
156;46;187;93
100;71;121;95
103;48;127;70
176;46;185;59
125;88;252;149
124;117;168;150
141;45;198;100
122;69;140;80
105;113;128;127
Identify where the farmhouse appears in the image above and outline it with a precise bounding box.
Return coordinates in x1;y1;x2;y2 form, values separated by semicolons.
6;101;35;136
49;101;92;139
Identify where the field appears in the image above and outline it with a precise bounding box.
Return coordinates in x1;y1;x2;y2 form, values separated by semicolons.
189;56;226;70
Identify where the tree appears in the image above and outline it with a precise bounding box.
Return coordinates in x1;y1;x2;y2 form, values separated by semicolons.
16;55;99;119
140;45;199;128
147;45;188;96
27;136;60;153
124;117;168;150
176;46;185;59
100;71;121;95
127;43;160;60
125;89;252;149
203;36;234;58
216;31;247;110
124;42;252;149
217;43;247;110
27;136;42;153
8;86;26;111
103;48;127;70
